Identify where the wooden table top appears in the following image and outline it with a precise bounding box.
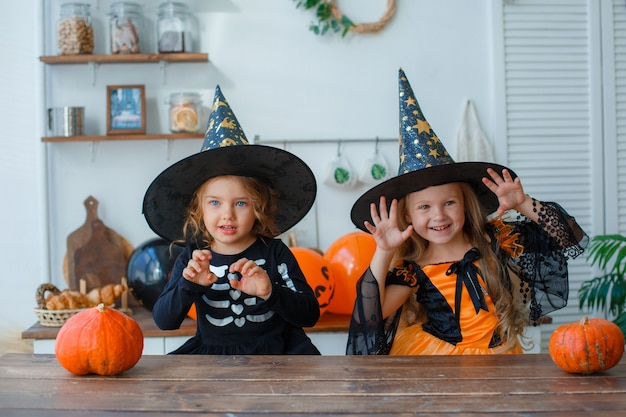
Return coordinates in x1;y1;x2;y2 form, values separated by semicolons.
1;353;624;416
22;308;351;340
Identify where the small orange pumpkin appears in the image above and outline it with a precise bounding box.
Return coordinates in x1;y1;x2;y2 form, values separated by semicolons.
55;303;144;376
549;316;625;374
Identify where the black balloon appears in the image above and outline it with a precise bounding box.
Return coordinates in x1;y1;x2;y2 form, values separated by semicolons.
126;238;184;311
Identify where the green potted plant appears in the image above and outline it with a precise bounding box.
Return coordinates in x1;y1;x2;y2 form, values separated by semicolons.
579;234;626;335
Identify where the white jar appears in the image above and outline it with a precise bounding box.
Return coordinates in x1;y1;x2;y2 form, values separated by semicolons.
108;2;144;54
167;92;201;133
157;2;194;53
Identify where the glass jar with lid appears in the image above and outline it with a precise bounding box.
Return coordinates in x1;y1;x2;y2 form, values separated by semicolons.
57;2;94;55
108;2;144;54
167;92;202;133
157;2;194;53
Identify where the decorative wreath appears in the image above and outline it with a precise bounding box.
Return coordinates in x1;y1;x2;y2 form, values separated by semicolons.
294;0;396;37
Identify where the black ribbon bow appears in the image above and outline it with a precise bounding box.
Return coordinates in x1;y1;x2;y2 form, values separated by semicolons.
446;248;489;323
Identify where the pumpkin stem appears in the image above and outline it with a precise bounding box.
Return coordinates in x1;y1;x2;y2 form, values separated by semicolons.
580;316;589;325
97;303;106;313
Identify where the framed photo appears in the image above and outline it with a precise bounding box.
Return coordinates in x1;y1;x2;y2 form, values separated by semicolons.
107;84;146;135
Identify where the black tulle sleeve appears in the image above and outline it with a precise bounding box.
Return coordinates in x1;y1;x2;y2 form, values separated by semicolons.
506;200;588;322
345;268;401;355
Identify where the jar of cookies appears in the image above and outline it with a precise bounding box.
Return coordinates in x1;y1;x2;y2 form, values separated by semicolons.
167;92;201;133
157;2;194;53
108;2;144;54
57;3;94;55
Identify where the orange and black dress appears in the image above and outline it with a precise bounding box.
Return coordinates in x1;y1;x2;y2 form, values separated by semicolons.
346;201;588;356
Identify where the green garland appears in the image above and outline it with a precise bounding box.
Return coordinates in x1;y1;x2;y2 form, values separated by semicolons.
293;0;355;37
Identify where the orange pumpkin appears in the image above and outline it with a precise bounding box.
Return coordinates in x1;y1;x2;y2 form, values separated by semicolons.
55;303;144;376
323;232;376;314
290;247;335;315
187;304;197;320
549;316;625;374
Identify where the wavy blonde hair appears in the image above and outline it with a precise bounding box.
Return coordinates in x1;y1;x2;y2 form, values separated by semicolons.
178;175;280;248
395;182;527;352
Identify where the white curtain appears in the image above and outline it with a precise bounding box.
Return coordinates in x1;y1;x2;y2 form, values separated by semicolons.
455;99;495;162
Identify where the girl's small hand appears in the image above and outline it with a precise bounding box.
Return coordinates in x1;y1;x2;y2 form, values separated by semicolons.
482;168;526;215
364;196;413;251
229;258;272;300
182;249;218;286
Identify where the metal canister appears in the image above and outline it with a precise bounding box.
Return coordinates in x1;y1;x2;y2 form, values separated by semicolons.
48;107;85;137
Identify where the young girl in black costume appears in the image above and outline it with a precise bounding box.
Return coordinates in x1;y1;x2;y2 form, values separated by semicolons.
143;86;320;355
347;69;588;355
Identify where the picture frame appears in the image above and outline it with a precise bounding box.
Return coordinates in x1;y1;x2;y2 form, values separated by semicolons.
106;84;146;135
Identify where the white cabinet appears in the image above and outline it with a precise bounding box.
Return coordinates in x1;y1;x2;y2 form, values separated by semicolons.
31;332;349;355
23;308;353;355
31;335;190;355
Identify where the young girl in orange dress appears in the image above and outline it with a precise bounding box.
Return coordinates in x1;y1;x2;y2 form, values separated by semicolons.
143;86;320;355
346;69;588;355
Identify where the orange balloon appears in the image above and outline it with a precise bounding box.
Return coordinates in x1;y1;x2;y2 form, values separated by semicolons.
323;231;376;315
187;304;197;320
290;247;335;315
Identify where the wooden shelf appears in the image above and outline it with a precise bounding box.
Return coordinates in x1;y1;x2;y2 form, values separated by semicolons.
42;133;205;143
39;52;209;65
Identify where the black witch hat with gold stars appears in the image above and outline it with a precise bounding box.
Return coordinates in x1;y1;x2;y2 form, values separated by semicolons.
143;85;317;242
350;69;515;232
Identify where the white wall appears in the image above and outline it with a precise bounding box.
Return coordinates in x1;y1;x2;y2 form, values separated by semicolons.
0;0;45;349
1;0;495;343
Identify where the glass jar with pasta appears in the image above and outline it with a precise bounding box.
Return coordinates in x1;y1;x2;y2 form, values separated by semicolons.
57;3;94;55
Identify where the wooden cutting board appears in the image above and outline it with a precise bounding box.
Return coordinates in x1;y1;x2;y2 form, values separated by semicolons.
66;196;130;291
73;219;127;291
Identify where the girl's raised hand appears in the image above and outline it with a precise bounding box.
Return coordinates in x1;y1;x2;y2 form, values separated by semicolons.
229;258;272;300
482;168;526;215
364;196;413;252
182;249;218;286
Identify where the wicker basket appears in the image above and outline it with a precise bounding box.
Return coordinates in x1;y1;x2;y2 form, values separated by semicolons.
34;308;84;327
